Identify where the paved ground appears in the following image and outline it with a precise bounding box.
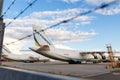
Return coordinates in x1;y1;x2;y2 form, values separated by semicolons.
89;73;120;80
2;61;120;80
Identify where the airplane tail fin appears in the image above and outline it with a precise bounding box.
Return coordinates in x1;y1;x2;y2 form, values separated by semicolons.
32;25;53;47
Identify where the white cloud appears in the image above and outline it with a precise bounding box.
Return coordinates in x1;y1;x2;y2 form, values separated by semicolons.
3;8;97;51
4;26;32;51
114;49;120;52
85;0;115;5
62;0;80;3
85;0;120;15
96;5;120;15
46;28;97;43
81;21;91;25
75;16;95;21
85;0;101;5
26;8;81;19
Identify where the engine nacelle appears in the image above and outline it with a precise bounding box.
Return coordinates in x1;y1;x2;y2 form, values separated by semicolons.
81;54;94;59
93;53;102;60
102;53;109;59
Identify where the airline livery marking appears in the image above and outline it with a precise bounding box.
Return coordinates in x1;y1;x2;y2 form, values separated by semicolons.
34;30;51;45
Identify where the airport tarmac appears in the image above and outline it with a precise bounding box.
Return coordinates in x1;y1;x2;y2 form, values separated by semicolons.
2;61;120;80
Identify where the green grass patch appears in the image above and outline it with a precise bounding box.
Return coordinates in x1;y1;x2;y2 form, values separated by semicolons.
112;69;120;73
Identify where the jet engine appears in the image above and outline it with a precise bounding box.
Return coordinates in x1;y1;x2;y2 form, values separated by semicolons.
93;53;102;60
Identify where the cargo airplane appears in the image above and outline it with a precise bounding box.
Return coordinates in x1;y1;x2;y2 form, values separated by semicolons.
30;26;109;64
2;45;50;63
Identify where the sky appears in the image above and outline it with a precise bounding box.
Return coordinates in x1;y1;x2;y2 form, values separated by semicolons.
2;0;120;52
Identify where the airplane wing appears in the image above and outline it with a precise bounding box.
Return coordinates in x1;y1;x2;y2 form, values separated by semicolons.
29;45;50;51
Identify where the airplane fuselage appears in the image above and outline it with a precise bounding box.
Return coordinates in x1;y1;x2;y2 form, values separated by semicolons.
30;46;97;64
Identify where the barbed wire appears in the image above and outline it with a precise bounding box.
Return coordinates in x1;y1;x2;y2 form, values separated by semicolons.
1;0;17;18
5;0;119;45
43;0;119;31
6;0;38;27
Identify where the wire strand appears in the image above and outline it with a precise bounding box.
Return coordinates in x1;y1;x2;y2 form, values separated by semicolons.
6;0;38;27
1;0;17;18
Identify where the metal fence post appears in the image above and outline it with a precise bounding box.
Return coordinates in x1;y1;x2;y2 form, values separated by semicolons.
0;0;4;65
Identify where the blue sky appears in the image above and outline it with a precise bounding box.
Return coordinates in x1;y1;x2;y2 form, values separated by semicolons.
2;0;120;51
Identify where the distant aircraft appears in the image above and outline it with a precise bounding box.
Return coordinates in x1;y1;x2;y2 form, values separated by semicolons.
2;45;49;63
30;26;108;64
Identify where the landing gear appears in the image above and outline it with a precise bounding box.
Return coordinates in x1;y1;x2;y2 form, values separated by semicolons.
93;61;97;64
68;60;81;64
